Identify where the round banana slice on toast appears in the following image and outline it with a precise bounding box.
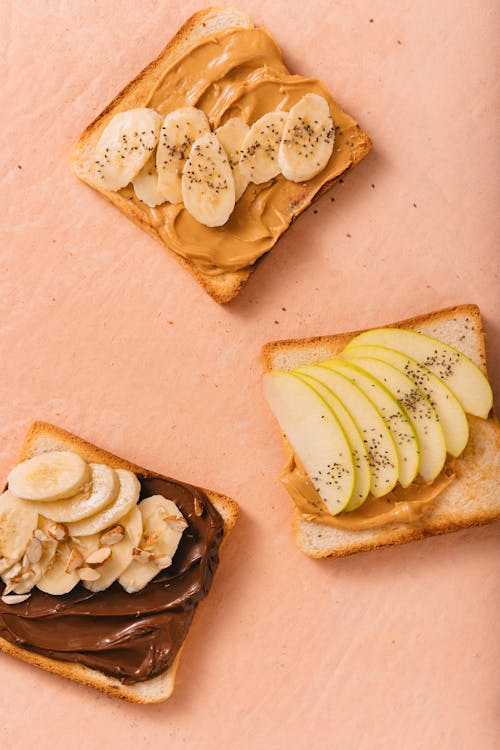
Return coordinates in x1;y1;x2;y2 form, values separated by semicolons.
156;106;210;204
119;496;188;594
132;155;168;208
239;111;286;184
82;506;143;593
216;117;250;200
278;93;335;182
26;463;119;523
8;451;90;502
67;469;140;537
181;132;235;227
0;491;38;573
94;108;162;191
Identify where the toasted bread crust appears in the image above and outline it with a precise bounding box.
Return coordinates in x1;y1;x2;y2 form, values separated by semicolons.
0;420;238;702
71;7;371;304
261;304;500;558
261;304;488;374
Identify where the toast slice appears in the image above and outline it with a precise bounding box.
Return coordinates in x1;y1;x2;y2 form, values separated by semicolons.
261;304;500;558
0;422;238;702
71;7;371;303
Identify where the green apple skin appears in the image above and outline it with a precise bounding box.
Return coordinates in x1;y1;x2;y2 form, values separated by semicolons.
263;371;355;515
336;356;446;482
345;345;469;457
344;328;493;419
325;359;420;488
296;372;371;511
296;365;399;498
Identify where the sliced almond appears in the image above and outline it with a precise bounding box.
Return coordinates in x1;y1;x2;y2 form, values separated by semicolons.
0;557;12;575
1;593;31;605
193;498;204;517
100;525;124;546
33;529;51;543
18;570;35;584
3;562;22;581
155;555;172;568
85;547;112;568
78;567;101;582
165;518;189;533
47;523;69;542
65;548;84;574
26;537;43;564
132;547;155;565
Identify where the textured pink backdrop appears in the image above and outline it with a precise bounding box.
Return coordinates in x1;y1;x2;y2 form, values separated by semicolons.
0;2;499;749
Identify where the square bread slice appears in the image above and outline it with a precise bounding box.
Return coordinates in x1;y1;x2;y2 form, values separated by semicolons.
0;422;238;702
261;304;500;558
71;7;371;303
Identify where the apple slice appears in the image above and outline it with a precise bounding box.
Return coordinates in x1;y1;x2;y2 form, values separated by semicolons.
345;345;469;457
297;365;399;497
325;359;420;487
340;356;446;482
263;372;355;515
344;328;493;418
296;373;371;511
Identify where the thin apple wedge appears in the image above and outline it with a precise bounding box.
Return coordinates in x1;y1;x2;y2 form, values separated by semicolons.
263;372;355;515
297;365;399;497
345;345;469;457
325;359;420;487
344;328;493;418
341;357;446;482
296;373;371;511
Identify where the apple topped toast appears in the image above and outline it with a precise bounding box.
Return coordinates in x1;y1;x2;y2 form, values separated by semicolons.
262;305;500;557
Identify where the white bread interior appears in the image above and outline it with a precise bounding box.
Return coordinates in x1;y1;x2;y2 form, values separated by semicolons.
0;422;238;702
261;304;500;557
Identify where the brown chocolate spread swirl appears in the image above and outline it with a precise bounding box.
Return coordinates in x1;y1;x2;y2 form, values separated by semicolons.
0;475;223;684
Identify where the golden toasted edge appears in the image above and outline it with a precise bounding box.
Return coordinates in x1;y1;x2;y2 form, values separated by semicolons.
70;7;371;304
0;420;238;702
261;303;487;373
290;498;500;559
261;303;500;557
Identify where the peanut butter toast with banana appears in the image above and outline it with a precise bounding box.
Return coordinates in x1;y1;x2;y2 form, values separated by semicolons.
71;7;371;303
0;422;238;702
262;304;500;557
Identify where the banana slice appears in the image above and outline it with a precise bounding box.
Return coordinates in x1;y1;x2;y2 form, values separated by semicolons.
215;118;250;200
118;496;188;594
36;540;81;595
156;106;210;204
27;463;119;523
66;469;140;537
8;518;57;595
8;451;90;503
181;132;235;227
0;491;38;573
82;506;143;593
94;108;162;191
278;93;335;182
239;111;286;184
132;155;169;207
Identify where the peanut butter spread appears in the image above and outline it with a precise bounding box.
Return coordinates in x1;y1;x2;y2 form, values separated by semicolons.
121;26;370;275
281;446;455;530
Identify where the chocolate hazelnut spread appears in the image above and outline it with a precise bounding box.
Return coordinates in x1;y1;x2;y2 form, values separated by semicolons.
119;26;370;274
281;445;455;530
0;475;223;684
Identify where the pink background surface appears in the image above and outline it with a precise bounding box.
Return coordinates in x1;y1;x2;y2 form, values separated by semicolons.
1;2;499;748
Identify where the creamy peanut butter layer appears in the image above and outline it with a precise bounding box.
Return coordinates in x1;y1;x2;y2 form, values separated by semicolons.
118;27;369;275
